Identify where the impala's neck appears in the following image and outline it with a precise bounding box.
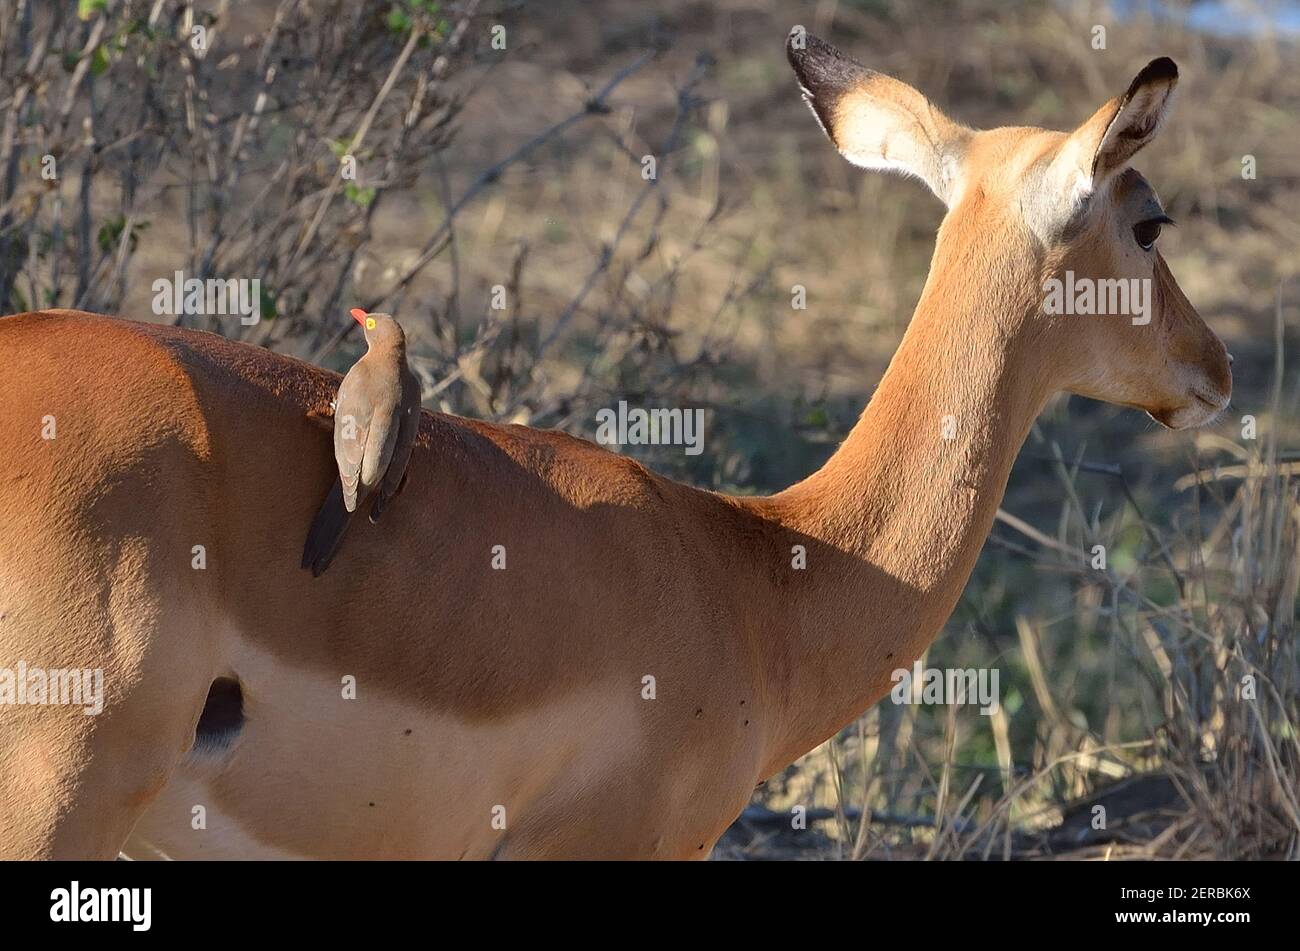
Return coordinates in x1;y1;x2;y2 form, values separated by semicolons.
754;230;1051;774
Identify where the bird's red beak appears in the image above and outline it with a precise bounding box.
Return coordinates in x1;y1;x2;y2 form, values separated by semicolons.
350;307;368;325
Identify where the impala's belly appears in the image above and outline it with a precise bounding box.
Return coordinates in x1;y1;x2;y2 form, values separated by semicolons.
123;642;640;860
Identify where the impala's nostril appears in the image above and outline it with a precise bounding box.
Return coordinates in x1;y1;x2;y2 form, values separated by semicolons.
1227;352;1234;365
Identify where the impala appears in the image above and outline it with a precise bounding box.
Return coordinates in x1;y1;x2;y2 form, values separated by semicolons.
0;32;1230;859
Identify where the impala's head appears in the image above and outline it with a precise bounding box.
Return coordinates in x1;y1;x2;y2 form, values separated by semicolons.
350;308;406;351
787;30;1231;429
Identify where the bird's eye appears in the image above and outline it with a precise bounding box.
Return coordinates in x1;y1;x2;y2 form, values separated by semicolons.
1133;215;1172;251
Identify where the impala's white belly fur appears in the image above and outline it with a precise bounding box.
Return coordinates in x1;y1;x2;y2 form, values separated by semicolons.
123;641;640;860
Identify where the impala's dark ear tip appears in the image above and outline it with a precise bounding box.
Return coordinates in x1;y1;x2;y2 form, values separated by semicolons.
786;29;832;64
786;29;869;99
785;29;812;77
1130;56;1178;93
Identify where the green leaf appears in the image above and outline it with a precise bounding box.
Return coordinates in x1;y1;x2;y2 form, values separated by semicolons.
258;285;279;321
97;216;124;254
804;407;829;429
385;6;411;33
95;216;149;254
89;47;110;76
344;184;376;208
78;0;108;21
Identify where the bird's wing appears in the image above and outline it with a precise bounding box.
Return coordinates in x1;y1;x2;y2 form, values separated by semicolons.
359;399;402;493
377;369;421;502
333;369;373;512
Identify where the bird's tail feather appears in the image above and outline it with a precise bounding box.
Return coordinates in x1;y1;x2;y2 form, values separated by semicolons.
301;479;354;577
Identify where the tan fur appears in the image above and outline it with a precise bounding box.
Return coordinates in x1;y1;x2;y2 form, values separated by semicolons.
0;41;1229;858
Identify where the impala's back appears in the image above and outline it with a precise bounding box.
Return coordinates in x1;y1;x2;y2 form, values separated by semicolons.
0;309;769;859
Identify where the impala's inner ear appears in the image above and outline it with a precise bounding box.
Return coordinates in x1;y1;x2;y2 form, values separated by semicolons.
1053;57;1179;209
786;30;972;207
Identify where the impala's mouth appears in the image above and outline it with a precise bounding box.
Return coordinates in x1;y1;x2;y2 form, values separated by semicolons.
1149;388;1230;430
1193;389;1229;410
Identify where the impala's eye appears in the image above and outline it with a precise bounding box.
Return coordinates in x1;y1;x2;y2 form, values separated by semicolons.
1133;215;1173;251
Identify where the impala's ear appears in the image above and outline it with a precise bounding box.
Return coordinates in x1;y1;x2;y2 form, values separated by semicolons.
786;30;972;207
1052;57;1178;206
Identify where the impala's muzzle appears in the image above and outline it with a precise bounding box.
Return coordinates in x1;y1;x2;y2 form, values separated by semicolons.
1145;256;1232;430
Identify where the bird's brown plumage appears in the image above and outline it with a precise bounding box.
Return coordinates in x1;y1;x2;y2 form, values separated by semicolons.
302;309;420;575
